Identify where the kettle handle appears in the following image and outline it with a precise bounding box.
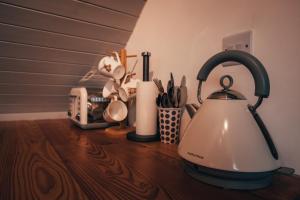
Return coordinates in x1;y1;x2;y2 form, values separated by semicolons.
248;99;279;160
197;50;270;98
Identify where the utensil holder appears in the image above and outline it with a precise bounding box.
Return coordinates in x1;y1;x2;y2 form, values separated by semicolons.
158;107;182;144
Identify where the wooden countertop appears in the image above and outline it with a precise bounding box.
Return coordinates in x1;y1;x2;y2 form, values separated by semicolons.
0;119;299;200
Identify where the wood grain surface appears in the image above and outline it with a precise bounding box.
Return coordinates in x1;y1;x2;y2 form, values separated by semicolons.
0;121;88;199
0;119;299;200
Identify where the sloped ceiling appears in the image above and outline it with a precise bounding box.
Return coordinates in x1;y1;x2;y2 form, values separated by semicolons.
0;0;145;113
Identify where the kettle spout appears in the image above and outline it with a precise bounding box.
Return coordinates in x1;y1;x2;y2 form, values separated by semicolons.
185;103;199;118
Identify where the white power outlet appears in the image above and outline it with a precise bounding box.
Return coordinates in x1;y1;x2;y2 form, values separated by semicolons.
222;30;252;66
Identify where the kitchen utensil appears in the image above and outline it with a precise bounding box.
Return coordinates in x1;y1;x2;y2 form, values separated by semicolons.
153;78;166;107
178;76;188;107
153;78;164;94
170;73;175;88
157;93;165;107
159;80;164;92
180;75;186;86
176;87;182;108
160;93;170;108
178;90;187;107
167;79;172;94
167;80;174;106
178;50;279;190
156;93;162;107
170;73;175;105
98;52;125;80
173;86;179;108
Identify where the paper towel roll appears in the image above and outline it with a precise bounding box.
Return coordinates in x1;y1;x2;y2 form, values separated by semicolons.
136;81;158;135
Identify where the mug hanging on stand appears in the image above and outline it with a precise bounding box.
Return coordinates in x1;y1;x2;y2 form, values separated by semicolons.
103;96;128;123
102;79;120;98
98;52;125;80
118;74;140;102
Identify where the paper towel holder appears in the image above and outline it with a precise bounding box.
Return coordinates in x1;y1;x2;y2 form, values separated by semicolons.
127;51;160;142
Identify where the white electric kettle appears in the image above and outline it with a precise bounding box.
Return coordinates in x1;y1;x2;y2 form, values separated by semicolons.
178;50;280;189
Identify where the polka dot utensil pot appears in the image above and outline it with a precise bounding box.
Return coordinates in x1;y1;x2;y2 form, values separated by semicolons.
158;107;182;144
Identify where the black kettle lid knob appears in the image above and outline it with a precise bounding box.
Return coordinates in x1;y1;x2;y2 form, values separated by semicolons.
220;75;233;90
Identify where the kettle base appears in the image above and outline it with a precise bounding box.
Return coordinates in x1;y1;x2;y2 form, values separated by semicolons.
183;160;274;190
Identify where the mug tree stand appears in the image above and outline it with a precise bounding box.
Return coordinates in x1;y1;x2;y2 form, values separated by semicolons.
105;48;136;137
105;120;135;137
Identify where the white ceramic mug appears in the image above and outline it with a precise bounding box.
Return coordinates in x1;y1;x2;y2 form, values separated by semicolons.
118;74;140;102
103;97;128;122
98;52;125;80
102;79;120;98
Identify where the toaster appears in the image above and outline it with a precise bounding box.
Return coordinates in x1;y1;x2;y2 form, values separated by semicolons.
68;87;113;129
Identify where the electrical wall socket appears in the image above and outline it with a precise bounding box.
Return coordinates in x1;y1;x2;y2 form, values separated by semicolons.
222;30;252;66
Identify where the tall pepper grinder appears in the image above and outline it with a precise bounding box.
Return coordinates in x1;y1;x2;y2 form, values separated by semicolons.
127;51;160;142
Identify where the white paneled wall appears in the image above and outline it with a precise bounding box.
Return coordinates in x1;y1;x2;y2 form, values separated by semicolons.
0;0;145;114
